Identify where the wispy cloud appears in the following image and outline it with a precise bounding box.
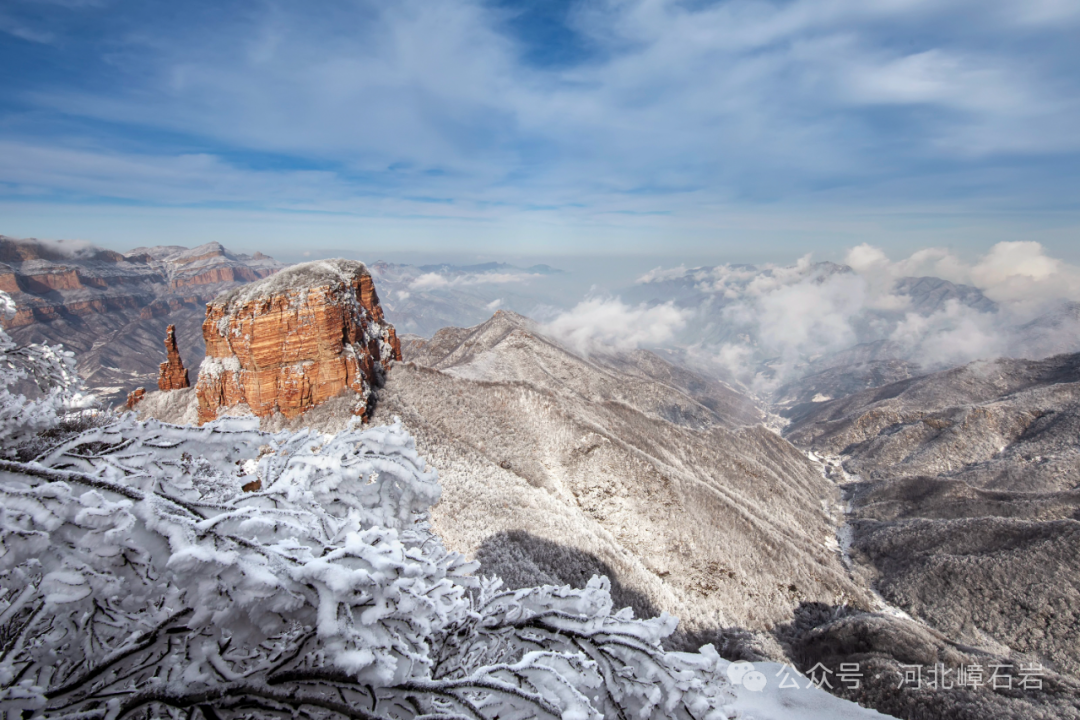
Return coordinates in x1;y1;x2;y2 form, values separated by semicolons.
0;13;54;43
0;0;1078;247
409;270;539;291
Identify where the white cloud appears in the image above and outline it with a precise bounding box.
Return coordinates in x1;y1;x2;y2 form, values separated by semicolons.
968;241;1080;307
847;240;1080;311
410;273;450;291
8;0;1076;222
702;261;871;389
409;270;538;291
843;50;1026;113
486;298;503;311
636;265;689;284
745;271;867;361
542;297;691;355
641;241;1080;394
0;14;54;43
888;299;1008;368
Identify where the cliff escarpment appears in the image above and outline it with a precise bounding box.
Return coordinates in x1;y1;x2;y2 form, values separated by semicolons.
2;236;283;405
195;259;401;424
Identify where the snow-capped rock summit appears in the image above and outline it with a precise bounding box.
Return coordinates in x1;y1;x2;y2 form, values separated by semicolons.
194;259;402;424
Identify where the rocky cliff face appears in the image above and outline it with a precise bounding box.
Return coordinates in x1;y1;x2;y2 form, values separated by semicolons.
0;237;282;329
124;387;145;410
1;235;283;405
195;259;401;424
157;324;190;391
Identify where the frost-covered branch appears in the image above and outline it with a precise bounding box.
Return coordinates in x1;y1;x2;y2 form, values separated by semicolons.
0;290;95;455
1;412;736;719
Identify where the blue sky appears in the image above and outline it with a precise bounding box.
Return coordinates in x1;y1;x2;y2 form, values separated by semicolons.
1;0;1078;262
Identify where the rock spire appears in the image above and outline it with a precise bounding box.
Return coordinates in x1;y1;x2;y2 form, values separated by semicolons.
157;325;190;391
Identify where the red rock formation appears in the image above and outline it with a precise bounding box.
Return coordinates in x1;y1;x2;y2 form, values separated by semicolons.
20;269;85;293
125;387;146;409
158;325;190;391
195;259;401;425
0;271;20;294
0;236;283;330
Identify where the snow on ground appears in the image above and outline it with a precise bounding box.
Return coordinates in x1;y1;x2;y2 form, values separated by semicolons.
726;661;890;718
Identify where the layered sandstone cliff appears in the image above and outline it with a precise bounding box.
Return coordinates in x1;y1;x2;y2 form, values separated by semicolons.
0;237;283;329
157;324;190;390
195;259;401;424
2;235;284;406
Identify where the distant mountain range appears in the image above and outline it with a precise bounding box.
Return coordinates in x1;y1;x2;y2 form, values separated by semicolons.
1;236;282;405
0;235;579;406
366;259;571;337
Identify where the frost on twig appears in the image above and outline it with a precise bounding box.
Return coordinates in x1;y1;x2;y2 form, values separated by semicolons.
0;415;735;719
0;291;93;455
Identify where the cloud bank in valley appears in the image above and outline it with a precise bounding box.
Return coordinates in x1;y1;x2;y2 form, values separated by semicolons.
543;242;1080;396
542;297;690;356
846;241;1080;309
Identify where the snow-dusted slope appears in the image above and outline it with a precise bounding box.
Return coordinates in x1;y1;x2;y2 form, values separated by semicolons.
372;311;874;648
406;310;762;429
782;354;1080;718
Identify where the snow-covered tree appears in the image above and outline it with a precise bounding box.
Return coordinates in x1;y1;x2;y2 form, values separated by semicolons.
0;406;738;720
0;291;89;455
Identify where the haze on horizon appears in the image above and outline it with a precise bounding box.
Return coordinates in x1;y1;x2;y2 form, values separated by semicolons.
1;0;1078;263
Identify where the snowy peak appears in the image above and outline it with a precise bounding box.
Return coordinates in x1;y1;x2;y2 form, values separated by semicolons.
407;310;547;371
214;258;371;311
893;275;997;314
404;310;761;430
